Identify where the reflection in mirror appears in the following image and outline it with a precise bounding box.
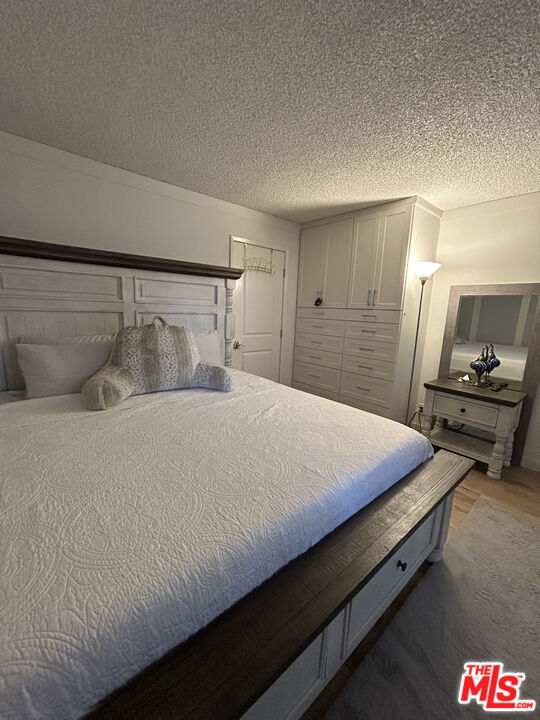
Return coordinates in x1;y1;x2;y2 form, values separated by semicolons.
450;294;538;389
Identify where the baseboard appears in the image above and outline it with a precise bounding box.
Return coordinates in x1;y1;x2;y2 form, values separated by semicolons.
520;454;540;473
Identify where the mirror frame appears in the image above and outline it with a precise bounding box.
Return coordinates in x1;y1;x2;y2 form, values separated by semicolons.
439;282;540;465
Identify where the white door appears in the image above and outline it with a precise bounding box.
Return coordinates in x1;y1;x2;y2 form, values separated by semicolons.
372;205;411;310
231;240;285;382
347;211;380;308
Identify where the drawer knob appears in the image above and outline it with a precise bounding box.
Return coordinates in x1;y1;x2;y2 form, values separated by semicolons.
397;560;407;572
460;407;466;413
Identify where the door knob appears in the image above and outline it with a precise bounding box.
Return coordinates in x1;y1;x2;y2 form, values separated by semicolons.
233;340;245;349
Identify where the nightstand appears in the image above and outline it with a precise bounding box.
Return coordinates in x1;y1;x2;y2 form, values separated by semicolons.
421;378;526;480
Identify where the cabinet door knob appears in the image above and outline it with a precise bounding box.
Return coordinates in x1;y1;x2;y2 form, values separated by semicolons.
367;289;371;305
397;560;407;572
372;289;377;306
460;407;466;413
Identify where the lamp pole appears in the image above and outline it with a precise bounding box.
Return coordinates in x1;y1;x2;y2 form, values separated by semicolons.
405;278;427;424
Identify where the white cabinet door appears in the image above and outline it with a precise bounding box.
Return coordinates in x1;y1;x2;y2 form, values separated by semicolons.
347;211;379;309
372;205;411;310
297;225;326;308
298;219;352;308
322;218;353;308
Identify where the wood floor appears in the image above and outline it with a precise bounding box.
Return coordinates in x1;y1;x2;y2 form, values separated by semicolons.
301;461;540;720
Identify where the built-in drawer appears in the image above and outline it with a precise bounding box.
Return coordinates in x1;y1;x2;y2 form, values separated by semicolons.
241;631;325;720
433;393;499;428
297;307;347;321
342;355;395;381
296;333;344;354
343;338;398;363
338;395;393;419
295;346;342;370
292;381;339;402
346;309;401;325
345;321;400;344
345;510;436;652
340;373;393;408
296;318;346;337
293;362;341;394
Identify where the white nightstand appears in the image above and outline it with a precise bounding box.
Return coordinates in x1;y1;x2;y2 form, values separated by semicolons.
421;378;526;480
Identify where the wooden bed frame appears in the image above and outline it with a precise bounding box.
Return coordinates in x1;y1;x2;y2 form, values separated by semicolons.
0;238;474;720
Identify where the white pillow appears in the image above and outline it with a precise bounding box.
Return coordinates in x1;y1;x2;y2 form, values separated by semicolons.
193;331;223;365
16;342;113;398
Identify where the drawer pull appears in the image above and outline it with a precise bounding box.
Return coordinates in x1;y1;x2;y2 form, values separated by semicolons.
358;347;375;352
310;341;323;345
460;407;466;413
355;386;371;392
361;330;376;334
362;314;377;318
397;560;407;572
356;365;373;370
308;374;321;379
310;355;322;360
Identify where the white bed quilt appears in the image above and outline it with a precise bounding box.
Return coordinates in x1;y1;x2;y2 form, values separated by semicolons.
0;371;432;719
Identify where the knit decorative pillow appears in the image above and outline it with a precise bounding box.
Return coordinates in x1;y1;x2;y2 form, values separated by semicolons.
82;365;135;410
82;316;233;410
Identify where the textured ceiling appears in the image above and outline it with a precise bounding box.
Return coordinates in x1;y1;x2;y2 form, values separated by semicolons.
0;1;538;223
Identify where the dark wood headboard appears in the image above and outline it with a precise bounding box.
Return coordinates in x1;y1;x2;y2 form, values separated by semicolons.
0;236;243;280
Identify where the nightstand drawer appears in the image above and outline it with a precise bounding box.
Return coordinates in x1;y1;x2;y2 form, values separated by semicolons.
433;394;499;427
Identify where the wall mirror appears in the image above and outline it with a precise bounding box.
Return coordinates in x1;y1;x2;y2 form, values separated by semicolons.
439;283;540;464
450;294;538;390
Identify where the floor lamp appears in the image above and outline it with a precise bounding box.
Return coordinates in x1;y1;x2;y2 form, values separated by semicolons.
405;261;442;424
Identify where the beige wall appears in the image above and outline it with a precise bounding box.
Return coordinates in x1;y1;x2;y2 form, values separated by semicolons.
419;192;540;470
0;131;300;384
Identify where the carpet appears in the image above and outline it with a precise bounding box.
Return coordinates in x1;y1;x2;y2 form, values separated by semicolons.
323;501;539;719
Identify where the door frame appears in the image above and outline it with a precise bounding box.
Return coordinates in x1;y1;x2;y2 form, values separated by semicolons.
229;235;287;383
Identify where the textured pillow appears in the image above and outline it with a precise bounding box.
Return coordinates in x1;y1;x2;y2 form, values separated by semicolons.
193;331;223;365
112;317;201;396
82;365;135;410
82;317;233;410
16;342;113;398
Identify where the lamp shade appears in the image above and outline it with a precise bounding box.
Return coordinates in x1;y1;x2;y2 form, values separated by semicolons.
415;261;441;281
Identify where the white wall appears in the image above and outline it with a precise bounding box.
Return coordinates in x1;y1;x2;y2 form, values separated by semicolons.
0;131;300;384
419;192;540;470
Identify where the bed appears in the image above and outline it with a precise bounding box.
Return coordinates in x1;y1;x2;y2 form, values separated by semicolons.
0;239;473;720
